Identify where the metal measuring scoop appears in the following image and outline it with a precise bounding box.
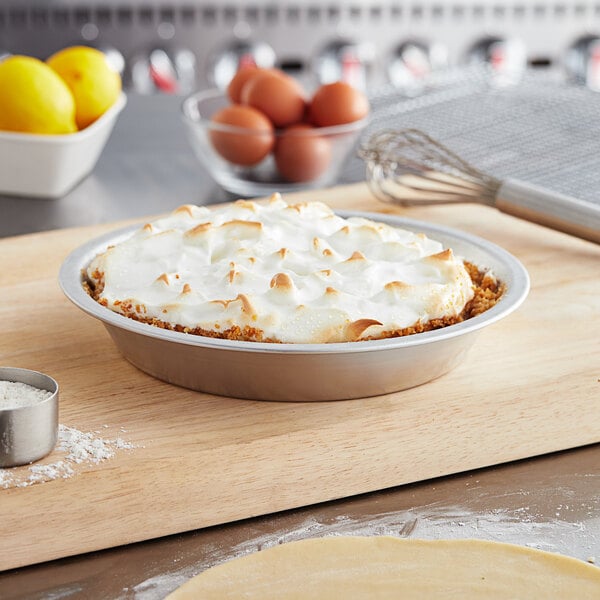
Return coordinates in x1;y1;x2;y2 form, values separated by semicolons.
359;129;600;244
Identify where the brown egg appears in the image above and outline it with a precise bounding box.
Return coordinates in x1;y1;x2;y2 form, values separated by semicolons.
209;105;274;166
227;66;284;104
274;124;332;183
241;72;306;128
309;81;370;127
227;66;261;103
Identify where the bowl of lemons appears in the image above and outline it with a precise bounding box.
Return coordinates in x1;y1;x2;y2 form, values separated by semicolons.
0;46;125;198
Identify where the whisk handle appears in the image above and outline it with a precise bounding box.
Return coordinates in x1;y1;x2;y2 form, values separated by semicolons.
495;179;600;244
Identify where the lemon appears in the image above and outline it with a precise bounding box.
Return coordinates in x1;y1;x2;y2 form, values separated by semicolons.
47;46;122;130
0;55;77;134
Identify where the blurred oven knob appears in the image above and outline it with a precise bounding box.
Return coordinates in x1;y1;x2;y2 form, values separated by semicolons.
313;40;374;91
565;35;600;91
97;46;125;77
209;41;276;90
388;40;447;90
131;48;197;95
79;21;125;76
468;37;526;80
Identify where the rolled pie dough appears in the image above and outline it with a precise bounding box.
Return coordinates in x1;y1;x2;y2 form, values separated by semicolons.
167;536;600;599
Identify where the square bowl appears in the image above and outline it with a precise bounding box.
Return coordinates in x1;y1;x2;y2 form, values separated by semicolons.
182;88;368;197
0;93;126;199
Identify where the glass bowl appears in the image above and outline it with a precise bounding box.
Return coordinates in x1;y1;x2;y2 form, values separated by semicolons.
181;88;368;197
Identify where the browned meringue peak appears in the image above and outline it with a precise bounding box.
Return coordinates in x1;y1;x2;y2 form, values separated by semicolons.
268;192;282;204
181;283;192;295
311;236;336;257
384;280;412;292
344;250;367;262
274;247;290;259
270;272;294;290
184;221;212;238
319;269;333;277
286;201;310;213
378;280;414;302
345;318;383;341
210;298;229;308
142;223;154;233
426;248;454;262
173;204;196;217
233;248;259;265
210;293;255;315
155;273;170;285
234;293;255;315
228;268;241;284
234;199;258;211
335;254;370;275
220;219;262;231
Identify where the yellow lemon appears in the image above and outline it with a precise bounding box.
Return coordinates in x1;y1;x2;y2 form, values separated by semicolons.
0;55;77;134
47;46;122;130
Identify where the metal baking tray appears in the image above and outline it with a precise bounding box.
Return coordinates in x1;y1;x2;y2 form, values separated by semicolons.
58;211;529;401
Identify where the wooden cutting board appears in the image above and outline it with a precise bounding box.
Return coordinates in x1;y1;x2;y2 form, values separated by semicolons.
1;183;599;571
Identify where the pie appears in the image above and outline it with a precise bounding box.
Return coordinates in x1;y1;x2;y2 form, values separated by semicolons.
86;195;502;344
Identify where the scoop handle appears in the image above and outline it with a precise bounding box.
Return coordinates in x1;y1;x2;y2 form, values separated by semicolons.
495;179;600;244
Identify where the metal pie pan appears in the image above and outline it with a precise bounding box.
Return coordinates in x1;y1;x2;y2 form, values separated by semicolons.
59;211;530;402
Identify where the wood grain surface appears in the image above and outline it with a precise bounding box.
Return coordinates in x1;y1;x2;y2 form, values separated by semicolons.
1;183;599;571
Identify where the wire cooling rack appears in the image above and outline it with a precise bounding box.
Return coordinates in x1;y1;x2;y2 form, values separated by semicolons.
342;67;600;205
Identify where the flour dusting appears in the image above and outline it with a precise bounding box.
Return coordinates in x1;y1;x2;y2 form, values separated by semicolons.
0;380;52;409
129;499;600;600
0;424;135;489
58;425;132;464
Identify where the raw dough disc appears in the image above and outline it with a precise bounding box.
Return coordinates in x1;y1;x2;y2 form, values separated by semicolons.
167;536;600;599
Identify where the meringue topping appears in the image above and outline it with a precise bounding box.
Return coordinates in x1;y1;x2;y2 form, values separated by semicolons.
87;195;475;343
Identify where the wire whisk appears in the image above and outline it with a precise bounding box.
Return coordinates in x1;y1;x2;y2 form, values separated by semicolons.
359;129;600;244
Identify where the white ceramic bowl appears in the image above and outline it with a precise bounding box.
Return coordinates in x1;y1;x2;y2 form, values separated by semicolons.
59;211;530;402
0;93;126;199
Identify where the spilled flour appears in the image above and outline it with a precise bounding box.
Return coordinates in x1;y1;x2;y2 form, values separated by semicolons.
0;424;135;488
128;498;600;600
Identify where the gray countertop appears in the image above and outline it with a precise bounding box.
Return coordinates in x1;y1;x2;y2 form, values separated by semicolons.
0;93;364;238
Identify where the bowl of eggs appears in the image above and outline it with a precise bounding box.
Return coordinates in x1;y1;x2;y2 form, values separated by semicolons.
181;67;370;197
